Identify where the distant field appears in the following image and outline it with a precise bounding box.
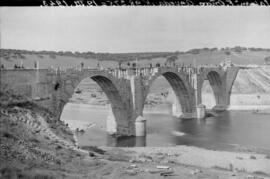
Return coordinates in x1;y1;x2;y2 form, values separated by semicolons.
1;47;270;69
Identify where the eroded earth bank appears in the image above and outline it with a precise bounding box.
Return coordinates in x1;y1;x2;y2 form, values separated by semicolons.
1;93;270;179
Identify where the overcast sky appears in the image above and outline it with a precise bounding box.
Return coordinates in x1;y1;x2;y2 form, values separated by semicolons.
1;7;270;53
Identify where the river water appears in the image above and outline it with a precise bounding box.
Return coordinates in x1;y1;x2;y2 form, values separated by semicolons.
61;103;270;151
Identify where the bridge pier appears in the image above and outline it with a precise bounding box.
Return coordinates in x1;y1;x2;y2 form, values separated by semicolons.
106;108;117;135
135;115;146;136
171;99;182;117
171;91;204;119
212;86;231;111
196;104;206;119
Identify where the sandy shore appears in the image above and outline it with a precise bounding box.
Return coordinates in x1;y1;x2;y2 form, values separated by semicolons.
228;105;270;111
202;93;270;110
118;146;270;175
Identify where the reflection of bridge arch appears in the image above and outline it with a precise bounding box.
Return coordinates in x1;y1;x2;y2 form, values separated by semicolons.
143;68;194;114
54;70;130;134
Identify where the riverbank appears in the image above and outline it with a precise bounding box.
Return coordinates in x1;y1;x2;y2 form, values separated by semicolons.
1;98;270;178
117;145;270;175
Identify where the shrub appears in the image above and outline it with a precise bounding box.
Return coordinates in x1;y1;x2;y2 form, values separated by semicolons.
210;47;218;51
187;49;200;54
19;54;26;59
224;51;231;55
233;46;242;53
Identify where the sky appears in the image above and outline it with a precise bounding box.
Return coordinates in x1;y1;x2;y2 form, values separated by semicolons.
1;7;270;53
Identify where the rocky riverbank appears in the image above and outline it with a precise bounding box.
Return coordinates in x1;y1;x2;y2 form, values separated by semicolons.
1;101;270;179
1;91;270;178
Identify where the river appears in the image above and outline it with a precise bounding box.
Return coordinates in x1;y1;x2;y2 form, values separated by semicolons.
61;103;270;151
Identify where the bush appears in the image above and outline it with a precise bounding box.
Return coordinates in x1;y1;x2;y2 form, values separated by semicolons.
224;51;231;55
187;49;200;54
233;46;243;53
210;47;218;51
19;54;26;59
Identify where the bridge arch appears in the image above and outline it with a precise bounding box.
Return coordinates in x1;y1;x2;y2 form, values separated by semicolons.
206;71;223;105
143;68;195;115
54;70;130;135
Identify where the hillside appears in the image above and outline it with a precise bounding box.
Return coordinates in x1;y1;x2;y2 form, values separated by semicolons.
1;47;270;69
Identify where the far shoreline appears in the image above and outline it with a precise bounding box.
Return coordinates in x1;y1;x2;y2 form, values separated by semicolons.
67;101;270;113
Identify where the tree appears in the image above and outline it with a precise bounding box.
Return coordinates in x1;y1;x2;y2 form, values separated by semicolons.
166;55;178;66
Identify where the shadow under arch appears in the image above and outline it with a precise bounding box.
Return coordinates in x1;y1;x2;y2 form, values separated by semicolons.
206;71;223;105
88;75;127;127
201;79;216;109
143;71;194;115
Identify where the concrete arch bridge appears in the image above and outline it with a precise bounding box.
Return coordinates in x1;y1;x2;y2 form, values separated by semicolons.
0;66;239;136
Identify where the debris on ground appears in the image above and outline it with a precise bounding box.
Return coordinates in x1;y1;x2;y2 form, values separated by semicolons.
156;165;170;170
190;169;202;175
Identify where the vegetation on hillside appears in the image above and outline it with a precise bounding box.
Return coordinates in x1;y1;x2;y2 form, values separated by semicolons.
1;46;270;69
1;46;270;63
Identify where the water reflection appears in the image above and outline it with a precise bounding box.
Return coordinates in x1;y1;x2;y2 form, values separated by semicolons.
172;112;233;148
63;104;270;150
106;135;146;147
